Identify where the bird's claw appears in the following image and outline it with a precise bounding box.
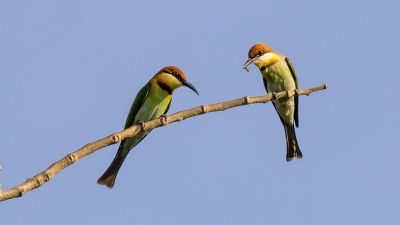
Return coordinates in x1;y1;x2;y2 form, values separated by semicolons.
272;92;278;100
138;121;145;131
160;114;167;118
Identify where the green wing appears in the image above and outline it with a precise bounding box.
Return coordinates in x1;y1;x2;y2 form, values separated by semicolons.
285;57;299;127
123;83;151;129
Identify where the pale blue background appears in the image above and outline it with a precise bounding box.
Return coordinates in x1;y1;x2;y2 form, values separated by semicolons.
1;0;399;224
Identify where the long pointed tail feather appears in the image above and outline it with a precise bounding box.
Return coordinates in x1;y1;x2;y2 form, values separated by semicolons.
284;124;302;161
97;148;128;188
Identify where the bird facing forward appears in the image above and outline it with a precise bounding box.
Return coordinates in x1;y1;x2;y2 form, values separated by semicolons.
243;42;302;161
97;66;199;188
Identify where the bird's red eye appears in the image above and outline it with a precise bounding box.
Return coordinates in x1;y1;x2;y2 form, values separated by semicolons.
257;50;264;56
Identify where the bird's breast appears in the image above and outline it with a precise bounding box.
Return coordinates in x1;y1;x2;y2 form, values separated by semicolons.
261;60;296;93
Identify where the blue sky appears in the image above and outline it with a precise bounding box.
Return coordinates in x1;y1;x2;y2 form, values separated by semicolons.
1;0;400;224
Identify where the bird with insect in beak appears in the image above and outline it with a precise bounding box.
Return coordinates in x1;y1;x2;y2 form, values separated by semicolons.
243;42;302;161
97;66;199;188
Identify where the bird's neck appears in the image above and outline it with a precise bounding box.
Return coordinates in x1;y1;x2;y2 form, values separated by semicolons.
148;83;172;102
150;73;181;95
155;80;173;95
254;52;285;70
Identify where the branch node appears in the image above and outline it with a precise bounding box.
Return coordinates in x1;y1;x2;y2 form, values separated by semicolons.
44;171;53;181
112;134;121;143
201;105;207;113
68;154;76;163
244;96;250;104
27;177;41;186
160;116;168;125
17;188;24;197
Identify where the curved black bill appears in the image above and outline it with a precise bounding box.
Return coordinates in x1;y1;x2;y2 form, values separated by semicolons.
242;57;258;72
182;80;199;95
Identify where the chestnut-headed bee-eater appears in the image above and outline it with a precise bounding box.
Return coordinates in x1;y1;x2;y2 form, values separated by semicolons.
97;66;199;188
243;43;302;161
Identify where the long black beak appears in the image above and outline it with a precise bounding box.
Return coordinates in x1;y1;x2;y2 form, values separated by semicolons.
182;80;199;95
242;57;258;72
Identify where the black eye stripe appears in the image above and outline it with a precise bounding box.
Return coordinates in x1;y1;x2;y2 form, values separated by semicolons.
171;72;183;81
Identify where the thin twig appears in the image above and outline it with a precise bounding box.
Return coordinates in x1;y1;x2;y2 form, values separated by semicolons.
0;83;328;202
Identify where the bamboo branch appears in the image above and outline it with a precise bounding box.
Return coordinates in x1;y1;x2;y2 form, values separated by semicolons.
0;83;328;202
